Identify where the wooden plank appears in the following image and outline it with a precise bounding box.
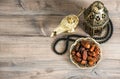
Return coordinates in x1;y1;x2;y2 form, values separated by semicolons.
0;0;81;15
0;15;62;36
0;36;119;59
0;15;119;37
0;58;119;79
0;0;119;15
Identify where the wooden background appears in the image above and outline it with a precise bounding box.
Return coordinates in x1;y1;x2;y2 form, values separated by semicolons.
0;0;120;79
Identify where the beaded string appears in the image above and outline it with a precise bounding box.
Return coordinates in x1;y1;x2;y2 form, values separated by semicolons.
52;19;113;55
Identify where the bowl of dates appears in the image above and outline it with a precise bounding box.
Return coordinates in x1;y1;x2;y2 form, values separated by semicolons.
70;38;102;69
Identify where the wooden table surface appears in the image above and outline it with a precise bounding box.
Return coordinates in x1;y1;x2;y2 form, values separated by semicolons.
0;0;120;79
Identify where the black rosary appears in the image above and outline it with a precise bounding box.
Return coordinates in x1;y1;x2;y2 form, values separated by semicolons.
52;19;113;55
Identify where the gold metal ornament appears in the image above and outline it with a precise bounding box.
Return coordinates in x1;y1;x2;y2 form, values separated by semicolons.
50;15;79;37
50;8;84;37
83;1;110;36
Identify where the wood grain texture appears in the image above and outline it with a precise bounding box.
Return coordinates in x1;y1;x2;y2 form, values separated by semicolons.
0;0;120;79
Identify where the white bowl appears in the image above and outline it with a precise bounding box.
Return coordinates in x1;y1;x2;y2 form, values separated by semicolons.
70;37;102;69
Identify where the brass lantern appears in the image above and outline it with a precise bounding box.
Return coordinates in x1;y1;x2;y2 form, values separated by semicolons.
83;1;109;36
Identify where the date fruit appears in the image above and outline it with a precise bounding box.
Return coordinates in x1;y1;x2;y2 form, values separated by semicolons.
71;38;101;67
